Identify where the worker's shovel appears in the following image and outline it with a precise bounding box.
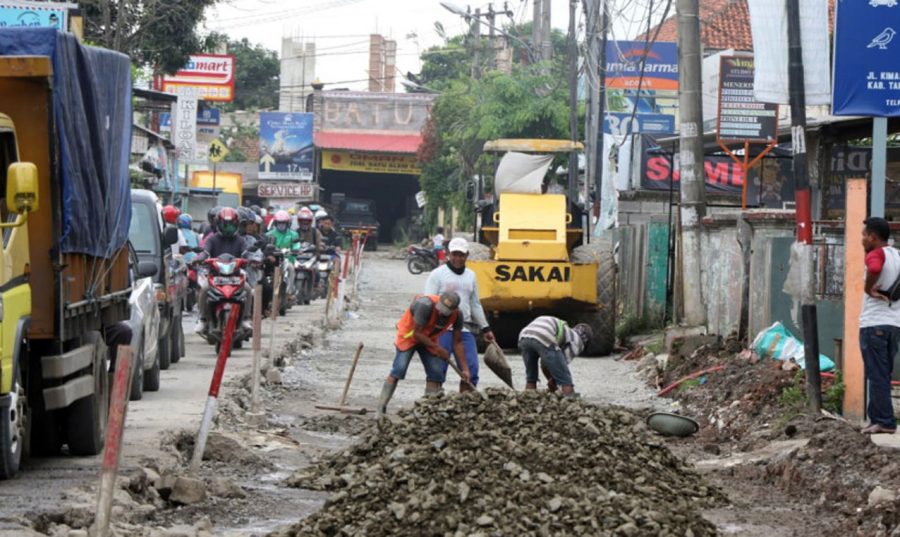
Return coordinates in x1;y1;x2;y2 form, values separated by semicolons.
445;357;489;400
484;342;514;389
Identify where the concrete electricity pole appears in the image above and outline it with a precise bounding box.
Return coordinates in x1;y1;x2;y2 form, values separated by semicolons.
533;0;542;60
471;7;482;79
542;0;553;60
676;0;707;326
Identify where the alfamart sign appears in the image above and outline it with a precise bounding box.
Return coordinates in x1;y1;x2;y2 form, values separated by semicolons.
157;54;236;102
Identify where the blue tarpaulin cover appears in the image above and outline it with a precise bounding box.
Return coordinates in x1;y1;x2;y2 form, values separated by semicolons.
0;28;131;258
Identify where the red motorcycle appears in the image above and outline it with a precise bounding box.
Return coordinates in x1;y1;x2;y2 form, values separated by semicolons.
198;254;251;354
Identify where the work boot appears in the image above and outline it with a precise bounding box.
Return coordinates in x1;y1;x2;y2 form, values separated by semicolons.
424;385;444;397
194;318;207;335
377;381;397;417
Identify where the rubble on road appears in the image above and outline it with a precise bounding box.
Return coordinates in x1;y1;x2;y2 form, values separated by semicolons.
279;390;723;536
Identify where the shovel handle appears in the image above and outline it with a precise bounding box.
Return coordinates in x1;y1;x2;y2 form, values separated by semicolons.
446;358;478;391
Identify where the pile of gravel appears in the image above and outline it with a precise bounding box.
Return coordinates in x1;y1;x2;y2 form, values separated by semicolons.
278;390;723;536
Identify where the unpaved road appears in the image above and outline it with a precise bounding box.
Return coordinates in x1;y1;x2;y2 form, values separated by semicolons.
0;253;691;536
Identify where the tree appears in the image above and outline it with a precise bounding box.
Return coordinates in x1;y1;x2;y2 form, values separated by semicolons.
207;36;279;111
415;25;575;230
78;0;219;74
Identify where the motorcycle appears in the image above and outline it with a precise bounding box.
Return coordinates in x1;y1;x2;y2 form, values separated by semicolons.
315;246;338;299
279;248;298;308
406;244;439;274
293;242;317;306
197;254;252;354
183;247;205;312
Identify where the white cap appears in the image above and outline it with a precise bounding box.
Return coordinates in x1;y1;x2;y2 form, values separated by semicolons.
448;237;469;254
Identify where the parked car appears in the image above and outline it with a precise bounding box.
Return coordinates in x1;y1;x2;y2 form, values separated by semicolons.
127;246;161;400
129;189;185;371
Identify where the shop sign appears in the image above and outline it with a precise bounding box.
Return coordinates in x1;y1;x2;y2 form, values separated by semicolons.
258;182;316;199
322;150;421;175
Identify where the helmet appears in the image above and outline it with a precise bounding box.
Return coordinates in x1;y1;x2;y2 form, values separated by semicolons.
287;207;297;216
208;206;222;225
308;203;321;212
274;210;291;223
176;214;193;229
298;207;314;222
236;206;254;225
162;205;180;224
250;204;262;216
314;209;329;221
216;207;240;237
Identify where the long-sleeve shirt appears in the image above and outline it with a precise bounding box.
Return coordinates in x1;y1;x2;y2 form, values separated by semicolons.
424;264;489;333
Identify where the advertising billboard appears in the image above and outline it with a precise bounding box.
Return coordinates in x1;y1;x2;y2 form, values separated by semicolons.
258;112;314;181
321;150;421;175
606;40;678;91
159;54;236;103
0;1;72;29
716;56;779;143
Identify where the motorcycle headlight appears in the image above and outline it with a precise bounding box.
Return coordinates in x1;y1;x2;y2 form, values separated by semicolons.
217;261;237;275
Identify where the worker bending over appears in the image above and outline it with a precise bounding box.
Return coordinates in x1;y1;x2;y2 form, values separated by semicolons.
518;316;592;396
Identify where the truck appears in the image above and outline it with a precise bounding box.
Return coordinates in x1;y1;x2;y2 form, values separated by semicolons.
336;197;380;251
0;29;134;478
467;139;616;355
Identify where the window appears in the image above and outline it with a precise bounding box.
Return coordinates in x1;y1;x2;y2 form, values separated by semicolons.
129;202;159;255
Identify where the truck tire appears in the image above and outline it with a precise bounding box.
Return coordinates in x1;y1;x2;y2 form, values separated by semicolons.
170;318;183;364
66;332;108;456
158;330;171;371
129;343;144;401
0;365;26;479
144;347;160;392
572;239;617;356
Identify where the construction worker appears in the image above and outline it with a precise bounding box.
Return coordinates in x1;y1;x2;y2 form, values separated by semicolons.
423;237;494;393
377;291;470;417
518;316;592;396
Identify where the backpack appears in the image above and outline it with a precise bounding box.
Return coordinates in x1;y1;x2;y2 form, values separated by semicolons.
878;247;900;303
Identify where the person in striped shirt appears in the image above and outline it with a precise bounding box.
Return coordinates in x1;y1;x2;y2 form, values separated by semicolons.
518;316;592;396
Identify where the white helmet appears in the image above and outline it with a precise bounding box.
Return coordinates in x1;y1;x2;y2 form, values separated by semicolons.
315;208;328;221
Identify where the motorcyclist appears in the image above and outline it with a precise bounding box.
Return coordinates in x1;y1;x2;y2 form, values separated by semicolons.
162;205;180;225
200;206;221;244
318;213;342;250
287;206;299;231
296;207;323;255
177;214;200;251
266;210;300;258
194;207;254;334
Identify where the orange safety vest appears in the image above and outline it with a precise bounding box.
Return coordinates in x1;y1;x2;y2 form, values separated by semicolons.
394;295;458;351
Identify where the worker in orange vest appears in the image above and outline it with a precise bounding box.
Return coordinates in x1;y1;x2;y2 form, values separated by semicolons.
377;291;469;416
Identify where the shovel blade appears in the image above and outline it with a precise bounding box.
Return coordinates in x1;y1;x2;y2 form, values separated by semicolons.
484;342;514;389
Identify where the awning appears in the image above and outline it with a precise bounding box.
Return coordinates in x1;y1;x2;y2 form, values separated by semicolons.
314;131;422;154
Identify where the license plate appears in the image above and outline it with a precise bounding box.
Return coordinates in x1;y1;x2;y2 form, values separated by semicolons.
213;276;242;286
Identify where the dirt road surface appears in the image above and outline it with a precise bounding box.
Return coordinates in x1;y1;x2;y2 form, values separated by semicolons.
3;253;794;537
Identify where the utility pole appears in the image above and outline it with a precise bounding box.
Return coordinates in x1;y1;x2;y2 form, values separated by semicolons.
567;0;578;202
487;4;496;70
787;0;822;411
593;0;609;224
542;0;553;61
676;0;707;326
471;7;482;79
533;0;542;61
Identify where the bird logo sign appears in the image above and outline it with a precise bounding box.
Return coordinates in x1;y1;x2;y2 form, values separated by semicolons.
870;0;898;7
868;27;896;50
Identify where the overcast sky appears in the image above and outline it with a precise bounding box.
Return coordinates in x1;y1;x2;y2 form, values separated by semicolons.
203;0;652;91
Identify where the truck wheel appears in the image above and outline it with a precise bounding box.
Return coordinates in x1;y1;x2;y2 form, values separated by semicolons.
66;332;108;456
573;239;617;356
0;365;26;479
143;348;160;392
170;319;183;364
129;343;144;402
158;331;171;371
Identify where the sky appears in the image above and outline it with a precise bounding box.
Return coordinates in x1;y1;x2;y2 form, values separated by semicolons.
203;0;659;91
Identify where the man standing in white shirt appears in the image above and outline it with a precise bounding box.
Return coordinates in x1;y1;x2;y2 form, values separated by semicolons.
424;238;495;392
860;217;900;434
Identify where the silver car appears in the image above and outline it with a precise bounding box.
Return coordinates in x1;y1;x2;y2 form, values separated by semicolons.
128;251;161;400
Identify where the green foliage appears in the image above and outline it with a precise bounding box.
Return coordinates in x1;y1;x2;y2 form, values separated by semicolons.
415;24;575;232
778;369;845;418
220;114;259;163
79;0;218;74
205;34;279;112
823;370;845;414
